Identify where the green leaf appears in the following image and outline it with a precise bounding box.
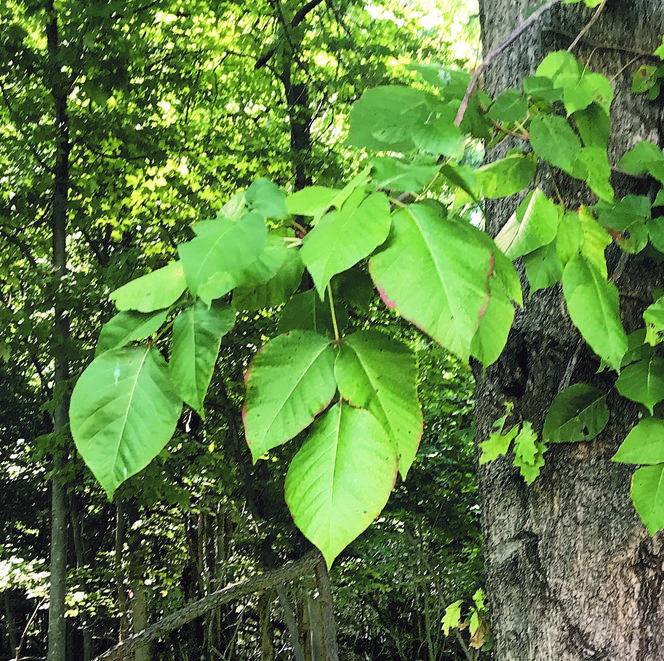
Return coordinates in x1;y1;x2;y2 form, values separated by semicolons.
111;261;186;312
178;212;267;304
494;189;560;259
301;190;391;298
614;418;664;465
616;350;664;414
479;425;519;463
335;331;423;478
371;156;439;192
575;147;613;203
347;86;429;152
285;402;398;567
370;204;512;363
542;383;609;443
523;241;563;293
644;298;664;345
170;301;235;415
629;465;664;535
232;244;304;311
233;233;289;289
596;195;650;254
562;255;627;371
574;103;610;150
513;422;546;484
96;310;168;356
243;330;337;461
618;141;664;184
70;346;183;499
442;600;464;635
556;211;584;267
536;50;581;90
245;178;288;219
411;107;465;158
530;114;581;174
278;289;347;337
632;65;659;94
474;153;536;199
523;75;563;103
286;186;338;218
488;89;528;123
565;71;613;116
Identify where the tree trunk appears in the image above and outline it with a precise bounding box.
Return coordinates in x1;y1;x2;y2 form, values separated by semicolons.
475;1;664;659
46;1;70;659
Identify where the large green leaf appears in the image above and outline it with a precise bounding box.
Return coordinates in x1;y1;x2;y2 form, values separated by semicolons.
335;331;422;478
301;189;391;298
243;330;337;461
629;465;664;535
371;156;440;192
178;212;267;303
278;289;347;338
474;153;536;199
245;178;288;220
562;255;627;371
170;301;236;415
96;310;168;356
542;383;609;443
615;350;664;414
617;141;664;184
370;204;508;362
232;244;303;311
613;418;664;465
522;241;563;293
529;114;581;174
285;402;398;566
111;261;186;312
286;186;338;218
494;189;560;259
70;346;183;498
347;86;429;152
487;89;528;123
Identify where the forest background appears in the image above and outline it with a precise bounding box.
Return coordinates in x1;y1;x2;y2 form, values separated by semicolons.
0;1;483;660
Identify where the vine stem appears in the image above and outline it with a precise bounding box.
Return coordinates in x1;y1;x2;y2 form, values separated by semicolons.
567;0;607;53
327;283;340;343
455;0;563;127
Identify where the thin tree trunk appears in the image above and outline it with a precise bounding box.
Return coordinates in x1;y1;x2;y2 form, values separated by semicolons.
46;1;70;659
476;1;664;658
313;557;338;661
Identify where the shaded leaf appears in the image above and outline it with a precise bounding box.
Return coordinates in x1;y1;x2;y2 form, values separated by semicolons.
543;383;609;443
96;310;168;356
170;301;236;415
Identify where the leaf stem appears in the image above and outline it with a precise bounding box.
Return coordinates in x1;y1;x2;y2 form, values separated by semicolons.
326;283;340;343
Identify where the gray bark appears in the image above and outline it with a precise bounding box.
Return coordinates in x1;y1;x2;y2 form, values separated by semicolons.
46;1;70;659
476;1;664;659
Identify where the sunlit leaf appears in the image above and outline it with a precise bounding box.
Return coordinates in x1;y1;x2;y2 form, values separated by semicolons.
243;331;337;461
629;465;664;535
562;255;627;371
285;402;397;566
613;418;664;465
111;261;186;313
301;189;391;299
70;346;182;498
616;350;664;414
335;331;423;477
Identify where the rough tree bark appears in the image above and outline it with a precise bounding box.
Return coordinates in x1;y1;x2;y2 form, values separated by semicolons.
475;1;664;659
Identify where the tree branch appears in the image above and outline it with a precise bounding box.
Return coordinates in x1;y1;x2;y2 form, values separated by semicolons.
91;551;321;661
255;0;326;69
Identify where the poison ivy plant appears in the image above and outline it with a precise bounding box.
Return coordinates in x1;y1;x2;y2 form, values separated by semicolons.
71;43;664;564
